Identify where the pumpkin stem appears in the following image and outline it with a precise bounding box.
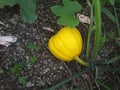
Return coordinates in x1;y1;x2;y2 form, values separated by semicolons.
74;56;89;66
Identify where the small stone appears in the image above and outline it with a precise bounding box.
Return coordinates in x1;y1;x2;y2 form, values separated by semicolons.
37;80;45;86
43;68;49;74
0;85;4;90
26;82;34;87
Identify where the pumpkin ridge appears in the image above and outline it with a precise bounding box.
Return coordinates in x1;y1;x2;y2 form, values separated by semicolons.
58;36;75;59
71;29;83;54
57;29;78;57
48;37;66;60
53;36;72;60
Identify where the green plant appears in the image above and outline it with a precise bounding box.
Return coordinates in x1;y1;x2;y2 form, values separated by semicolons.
101;0;120;37
103;56;120;65
11;63;22;74
27;42;38;63
51;0;82;27
86;0;94;59
101;0;120;68
85;0;102;62
116;38;120;46
18;76;27;85
46;65;94;90
11;61;27;74
29;56;37;63
116;0;120;4
27;42;36;50
0;0;37;23
107;31;115;40
10;61;27;85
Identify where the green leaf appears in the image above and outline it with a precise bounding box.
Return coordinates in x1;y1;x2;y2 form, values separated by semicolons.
51;0;82;27
11;61;27;74
63;0;81;14
51;0;81;16
51;5;69;17
99;56;120;65
116;0;120;4
57;15;79;28
0;0;37;23
95;66;99;79
107;31;115;40
27;42;36;50
18;76;26;85
11;63;21;74
19;61;27;68
0;0;17;8
18;0;37;23
106;56;120;64
116;39;120;46
109;0;115;5
96;80;110;90
29;56;37;63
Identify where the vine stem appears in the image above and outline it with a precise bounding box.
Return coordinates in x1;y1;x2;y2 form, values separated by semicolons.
74;56;89;66
90;0;102;64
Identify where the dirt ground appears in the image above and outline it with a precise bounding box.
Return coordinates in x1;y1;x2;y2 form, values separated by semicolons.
0;0;120;90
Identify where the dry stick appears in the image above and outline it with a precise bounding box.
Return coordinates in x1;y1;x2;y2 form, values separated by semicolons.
42;27;54;32
0;21;8;27
94;80;101;90
62;62;72;76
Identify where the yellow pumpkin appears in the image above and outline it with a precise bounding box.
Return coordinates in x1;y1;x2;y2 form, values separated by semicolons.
48;27;89;66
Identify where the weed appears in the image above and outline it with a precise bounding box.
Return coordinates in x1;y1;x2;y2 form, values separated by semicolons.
101;0;120;37
107;31;115;40
11;61;27;74
29;56;37;63
18;76;27;85
11;63;22;74
27;42;36;51
27;42;38;63
9;41;38;85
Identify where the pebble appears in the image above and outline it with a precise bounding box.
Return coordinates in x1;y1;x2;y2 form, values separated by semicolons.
26;82;34;88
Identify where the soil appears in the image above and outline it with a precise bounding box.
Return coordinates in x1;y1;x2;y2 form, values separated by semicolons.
0;0;120;90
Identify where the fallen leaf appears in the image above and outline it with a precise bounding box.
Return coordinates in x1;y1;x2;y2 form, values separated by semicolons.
0;36;17;47
77;13;90;24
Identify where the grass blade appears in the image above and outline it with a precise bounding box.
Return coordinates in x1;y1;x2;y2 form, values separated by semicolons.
95;66;99;80
101;6;116;24
113;5;120;36
106;56;120;64
96;80;110;90
86;1;94;59
102;5;120;36
98;65;120;72
46;65;94;90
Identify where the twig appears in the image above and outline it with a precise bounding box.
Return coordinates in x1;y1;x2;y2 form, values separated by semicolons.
0;21;9;27
42;27;54;32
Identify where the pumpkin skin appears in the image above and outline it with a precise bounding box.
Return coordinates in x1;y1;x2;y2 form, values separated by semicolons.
48;27;83;61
